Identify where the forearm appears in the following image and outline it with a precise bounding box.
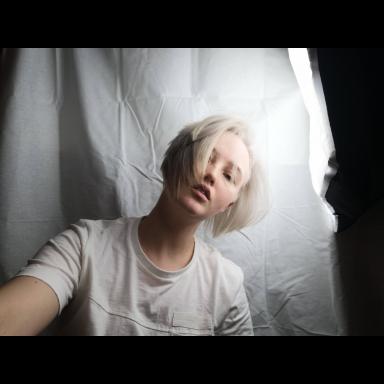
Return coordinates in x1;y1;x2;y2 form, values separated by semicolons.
0;276;59;336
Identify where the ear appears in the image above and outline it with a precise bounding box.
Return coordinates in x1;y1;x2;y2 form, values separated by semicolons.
219;203;230;213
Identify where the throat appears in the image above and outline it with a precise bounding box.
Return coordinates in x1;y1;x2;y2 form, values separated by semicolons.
138;217;195;271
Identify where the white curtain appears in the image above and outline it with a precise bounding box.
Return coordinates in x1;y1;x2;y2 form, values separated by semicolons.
0;48;343;335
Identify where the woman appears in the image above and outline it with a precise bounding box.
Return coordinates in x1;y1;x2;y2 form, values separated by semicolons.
0;115;268;336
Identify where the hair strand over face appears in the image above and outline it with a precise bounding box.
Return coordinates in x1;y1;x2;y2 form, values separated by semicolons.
160;115;270;237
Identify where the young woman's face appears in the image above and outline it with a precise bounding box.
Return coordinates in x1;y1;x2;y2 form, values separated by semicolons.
177;132;250;220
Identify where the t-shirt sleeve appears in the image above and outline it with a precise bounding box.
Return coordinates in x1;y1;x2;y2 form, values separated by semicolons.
216;271;254;336
16;220;89;314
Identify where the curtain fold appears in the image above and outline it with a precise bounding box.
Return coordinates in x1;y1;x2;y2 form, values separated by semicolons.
0;48;342;335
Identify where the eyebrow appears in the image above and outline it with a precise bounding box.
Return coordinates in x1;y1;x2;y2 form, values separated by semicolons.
212;148;243;182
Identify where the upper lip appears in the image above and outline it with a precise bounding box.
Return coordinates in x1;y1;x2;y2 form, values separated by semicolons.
193;184;211;200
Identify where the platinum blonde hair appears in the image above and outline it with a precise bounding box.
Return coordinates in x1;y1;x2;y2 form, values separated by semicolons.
160;115;270;237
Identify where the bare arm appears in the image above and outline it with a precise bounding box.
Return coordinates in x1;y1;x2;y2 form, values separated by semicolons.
0;276;59;336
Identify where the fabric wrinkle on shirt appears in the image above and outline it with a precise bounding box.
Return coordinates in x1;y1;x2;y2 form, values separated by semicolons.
17;216;254;336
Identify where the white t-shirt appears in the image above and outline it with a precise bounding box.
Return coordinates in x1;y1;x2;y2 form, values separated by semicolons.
17;217;254;336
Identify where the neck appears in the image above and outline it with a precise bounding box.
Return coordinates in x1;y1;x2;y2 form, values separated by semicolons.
138;190;201;271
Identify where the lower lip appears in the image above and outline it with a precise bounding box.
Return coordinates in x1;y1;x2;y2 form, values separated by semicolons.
192;188;209;202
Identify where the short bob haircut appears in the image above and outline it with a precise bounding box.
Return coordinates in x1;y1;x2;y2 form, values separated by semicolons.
160;115;270;238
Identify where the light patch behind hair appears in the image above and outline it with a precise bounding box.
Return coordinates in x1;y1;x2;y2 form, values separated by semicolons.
161;115;270;237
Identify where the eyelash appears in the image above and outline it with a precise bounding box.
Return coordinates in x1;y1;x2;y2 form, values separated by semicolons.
225;173;238;186
209;156;235;184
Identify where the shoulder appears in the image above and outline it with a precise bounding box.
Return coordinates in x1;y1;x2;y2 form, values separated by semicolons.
195;238;245;289
70;216;137;237
73;216;130;230
51;216;139;252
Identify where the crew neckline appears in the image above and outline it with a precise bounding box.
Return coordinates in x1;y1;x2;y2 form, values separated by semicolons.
131;216;198;279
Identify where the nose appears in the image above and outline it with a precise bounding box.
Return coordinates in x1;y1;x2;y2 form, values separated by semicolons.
203;165;217;186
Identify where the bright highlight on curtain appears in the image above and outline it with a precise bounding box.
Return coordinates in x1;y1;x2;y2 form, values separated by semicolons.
288;48;338;232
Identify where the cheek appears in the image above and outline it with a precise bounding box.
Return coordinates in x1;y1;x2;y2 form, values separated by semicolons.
214;188;236;208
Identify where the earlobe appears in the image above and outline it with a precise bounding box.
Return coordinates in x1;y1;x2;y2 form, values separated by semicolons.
221;202;234;213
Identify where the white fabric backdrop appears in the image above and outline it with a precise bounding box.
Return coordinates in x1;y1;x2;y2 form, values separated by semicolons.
0;48;343;335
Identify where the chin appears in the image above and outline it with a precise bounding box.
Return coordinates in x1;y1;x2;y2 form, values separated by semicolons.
178;194;209;218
